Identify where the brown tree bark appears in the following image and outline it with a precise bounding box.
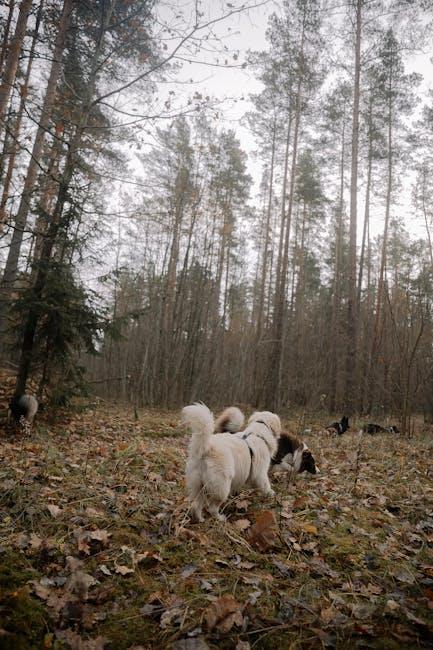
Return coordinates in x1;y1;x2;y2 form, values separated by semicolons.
0;1;16;75
367;70;393;413
0;0;44;231
345;0;362;414
267;27;304;410
0;0;73;337
0;0;32;130
329;124;345;413
14;0;115;396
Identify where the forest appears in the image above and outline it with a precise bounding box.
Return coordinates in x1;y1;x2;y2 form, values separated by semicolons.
0;1;433;649
0;0;431;426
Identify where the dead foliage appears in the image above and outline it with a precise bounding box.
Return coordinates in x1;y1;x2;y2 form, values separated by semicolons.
0;394;432;648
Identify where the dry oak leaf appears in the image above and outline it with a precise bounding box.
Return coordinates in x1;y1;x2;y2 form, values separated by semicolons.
67;571;97;600
29;533;43;551
177;527;208;546
320;606;339;625
47;504;62;518
299;522;318;535
246;510;279;551
54;629;108;650
114;564;134;576
233;519;251;531
205;595;243;633
172;638;210;650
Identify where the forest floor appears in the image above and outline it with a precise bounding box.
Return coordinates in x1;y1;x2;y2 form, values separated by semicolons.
0;396;433;649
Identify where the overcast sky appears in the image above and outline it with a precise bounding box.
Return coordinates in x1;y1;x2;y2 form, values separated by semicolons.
144;0;433;240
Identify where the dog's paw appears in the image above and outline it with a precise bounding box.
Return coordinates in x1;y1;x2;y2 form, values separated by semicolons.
266;489;275;497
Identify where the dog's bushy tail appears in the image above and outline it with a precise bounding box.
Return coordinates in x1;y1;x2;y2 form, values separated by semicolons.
181;403;214;458
9;394;38;423
214;406;244;433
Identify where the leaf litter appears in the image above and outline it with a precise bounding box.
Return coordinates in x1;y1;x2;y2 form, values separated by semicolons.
0;399;432;648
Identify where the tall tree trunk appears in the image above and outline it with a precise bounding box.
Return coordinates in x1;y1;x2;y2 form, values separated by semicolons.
0;0;32;130
0;0;43;231
0;1;16;75
267;23;305;410
329;124;345;413
367;70;393;413
0;0;73;339
345;0;362;414
253;121;276;401
14;0;115;396
357;97;373;309
420;166;433;273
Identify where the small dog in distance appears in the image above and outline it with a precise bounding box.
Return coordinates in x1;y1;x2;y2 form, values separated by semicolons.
324;415;349;435
362;423;399;434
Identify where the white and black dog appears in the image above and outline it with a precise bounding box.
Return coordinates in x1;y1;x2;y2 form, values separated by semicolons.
181;403;281;522
216;407;319;477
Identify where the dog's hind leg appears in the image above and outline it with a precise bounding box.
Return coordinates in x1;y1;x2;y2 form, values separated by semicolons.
206;500;226;521
187;471;206;522
191;492;205;523
252;467;275;497
204;475;231;521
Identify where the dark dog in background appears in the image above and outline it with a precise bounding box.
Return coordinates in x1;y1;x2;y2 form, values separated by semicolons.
325;415;349;435
362;423;399;434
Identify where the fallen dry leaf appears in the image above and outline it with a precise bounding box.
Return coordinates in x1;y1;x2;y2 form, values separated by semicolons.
115;564;134;576
299;522;318;535
246;510;279;551
67;571;97;600
233;518;251;531
205;595;244;633
47;504;62;518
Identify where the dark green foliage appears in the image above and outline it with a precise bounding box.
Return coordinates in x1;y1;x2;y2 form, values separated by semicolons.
11;262;109;405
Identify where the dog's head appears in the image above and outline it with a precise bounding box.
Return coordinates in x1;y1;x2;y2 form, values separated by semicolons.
299;447;319;474
248;411;281;438
340;416;349;433
388;425;399;434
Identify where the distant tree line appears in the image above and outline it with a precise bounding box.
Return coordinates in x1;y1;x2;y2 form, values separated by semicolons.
1;1;433;432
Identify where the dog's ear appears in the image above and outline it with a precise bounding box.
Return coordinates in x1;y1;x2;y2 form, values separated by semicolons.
267;413;281;437
301;449;317;474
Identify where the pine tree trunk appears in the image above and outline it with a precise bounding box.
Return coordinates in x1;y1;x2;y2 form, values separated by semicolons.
0;0;73;338
357;98;373;309
329;124;345;413
253;121;276;401
14;0;115;396
0;0;43;231
0;1;16;75
267;29;304;410
345;0;362;414
0;0;32;129
367;72;393;413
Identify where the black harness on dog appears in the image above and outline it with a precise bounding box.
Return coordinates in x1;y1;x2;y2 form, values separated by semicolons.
242;431;254;459
241;420;275;465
